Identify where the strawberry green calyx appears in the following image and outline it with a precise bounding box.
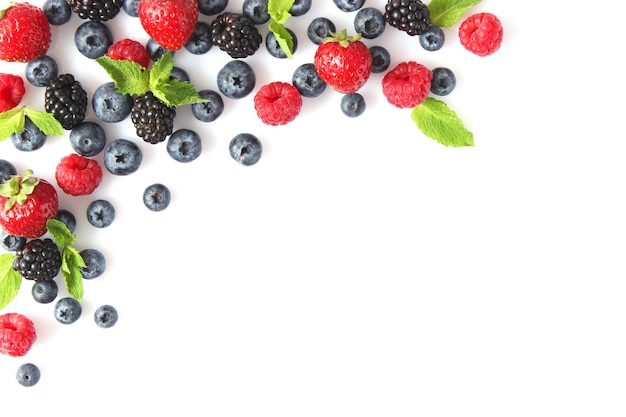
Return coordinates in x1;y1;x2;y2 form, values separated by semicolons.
0;169;39;211
96;51;206;107
322;29;362;47
0;2;16;19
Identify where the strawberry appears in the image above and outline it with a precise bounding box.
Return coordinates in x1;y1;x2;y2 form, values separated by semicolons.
0;2;51;63
0;170;58;238
313;29;372;95
138;0;199;51
0;73;25;112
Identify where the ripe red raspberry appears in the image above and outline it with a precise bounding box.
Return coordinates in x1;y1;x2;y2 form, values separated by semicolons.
55;153;103;196
254;81;303;126
458;12;503;57
0;73;25;112
0;313;37;357
382;61;432;108
106;38;151;68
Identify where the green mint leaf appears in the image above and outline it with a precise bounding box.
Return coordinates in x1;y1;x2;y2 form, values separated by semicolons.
149;50;174;89
62;247;85;302
428;0;482;27
23;108;64;136
0;107;25;141
95;56;150;96
411;97;474;147
47;218;76;248
0;253;21;311
152;78;207;107
268;21;294;58
268;0;294;24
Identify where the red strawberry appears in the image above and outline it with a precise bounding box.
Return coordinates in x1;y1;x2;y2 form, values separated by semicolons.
106;38;151;68
313;29;372;94
0;313;37;357
0;170;58;238
55;153;103;196
138;0;198;51
254;82;303;126
0;73;25;112
0;2;51;63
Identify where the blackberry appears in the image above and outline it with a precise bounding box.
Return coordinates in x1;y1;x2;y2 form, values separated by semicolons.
44;74;88;130
209;13;263;58
130;91;176;144
68;0;123;21
12;238;62;282
384;0;431;36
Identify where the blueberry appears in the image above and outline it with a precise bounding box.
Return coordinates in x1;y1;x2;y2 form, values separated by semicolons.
217;60;256;99
292;63;326;98
333;0;365;12
25;55;58;87
341;93;366;117
16;363;41;387
103;138;142;175
369;45;391;73
56;209;77;233
307;17;336;45
197;0;228;15
32;280;59;304
54;297;82;324
184;21;213;55
11;118;46;152
170;66;190;82
354;7;386;39
243;0;269;24
87;199;116;228
70;121;107;157
419;26;445;51
167;129;202;162
80;248;106;279
74;21;113;59
146;38;174;61
143;183;171;211
430;67;456;96
0;159;17;183
92;82;133;123
1;230;26;252
191;89;224;122
266;27;297;59
43;0;71;25
122;0;140;17
289;0;311;16
94;305;118;328
229;133;262;166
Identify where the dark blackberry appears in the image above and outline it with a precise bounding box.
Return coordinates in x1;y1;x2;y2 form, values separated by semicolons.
68;0;123;21
12;238;62;282
209;12;263;58
44;74;88;130
130;91;176;144
384;0;431;36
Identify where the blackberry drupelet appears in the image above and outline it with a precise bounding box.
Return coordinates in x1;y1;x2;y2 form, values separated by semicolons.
209;12;263;58
384;0;431;36
12;238;62;282
69;0;123;21
130;91;176;144
44;74;88;130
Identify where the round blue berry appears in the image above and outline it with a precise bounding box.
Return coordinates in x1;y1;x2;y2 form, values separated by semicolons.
92;82;133;123
43;0;71;25
25;55;58;87
167;129;202;163
0;159;17;183
197;0;228;15
70;121;107;157
292;63;326;98
430;67;456;96
94;305;118;328
354;7;386;39
104;138;142;175
122;0;140;16
229;133;262;166
289;0;311;16
1;230;26;252
74;21;113;59
419;26;445;51
307;17;336;45
184;21;213;55
11;118;46;152
55;209;77;233
87;199;116;228
191;89;224;122
32;280;59;304
217;60;256;99
266;27;297;59
369;45;391;73
80;248;106;279
243;0;270;24
341;93;366;118
333;0;365;12
16;363;41;387
146;38;174;61
143;183;171;211
54;297;82;324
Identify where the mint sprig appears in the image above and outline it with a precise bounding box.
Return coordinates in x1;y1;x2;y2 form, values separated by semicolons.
0;107;64;142
428;0;482;27
268;0;295;58
95;51;206;107
411;97;474;147
47;218;85;301
0;253;22;311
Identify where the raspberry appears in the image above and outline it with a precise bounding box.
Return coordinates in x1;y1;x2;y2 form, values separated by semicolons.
253;82;303;126
0;313;37;357
106;38;150;68
0;73;25;112
382;61;432;108
55;153;103;196
458;13;503;57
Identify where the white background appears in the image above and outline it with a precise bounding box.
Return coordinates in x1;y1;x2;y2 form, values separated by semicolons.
1;0;625;415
